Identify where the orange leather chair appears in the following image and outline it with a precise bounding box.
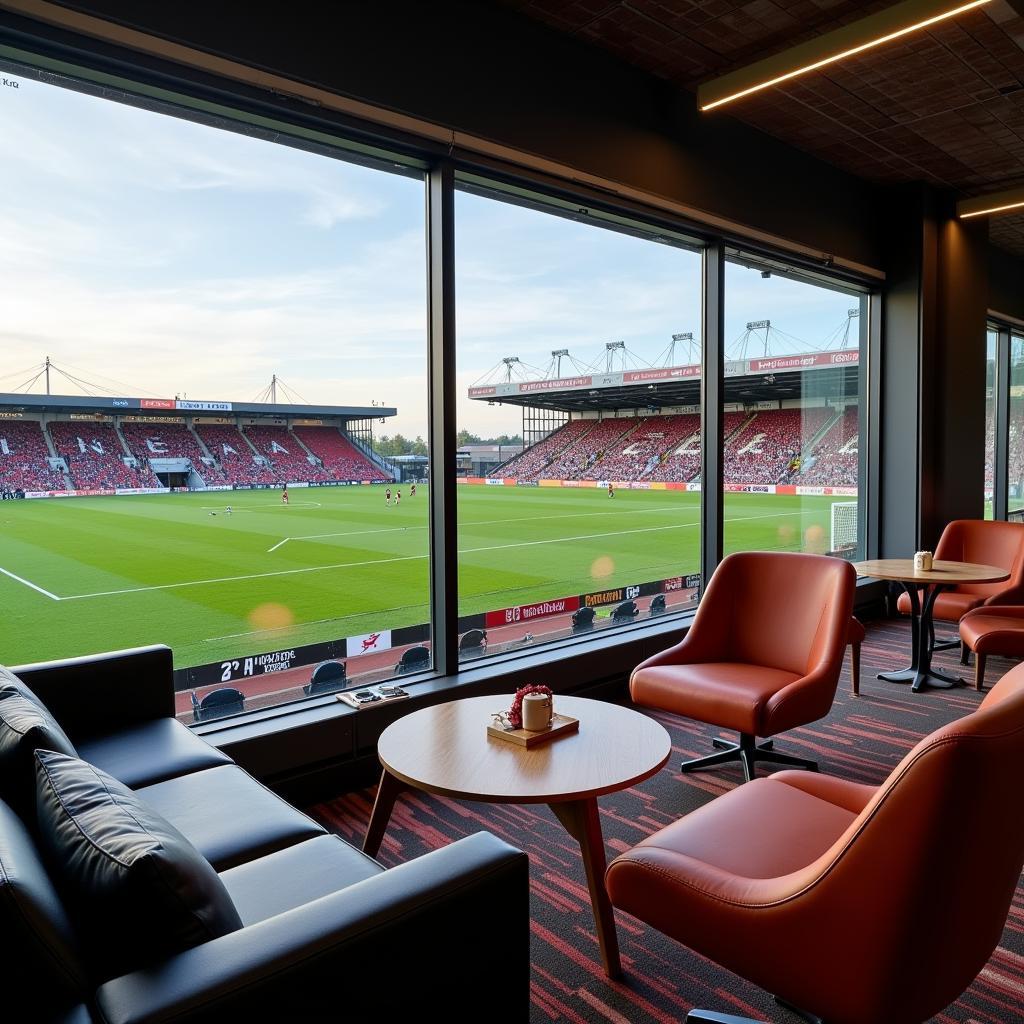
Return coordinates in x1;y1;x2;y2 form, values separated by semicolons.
607;663;1024;1024
895;519;1024;633
631;552;855;782
959;604;1024;690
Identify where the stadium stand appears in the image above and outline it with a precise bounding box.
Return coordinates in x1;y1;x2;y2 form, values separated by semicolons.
800;408;859;487
722;408;833;485
544;419;638;481
0;420;68;491
243;425;332;482
48;421;160;490
292;426;392;481
120;421;222;481
494;420;592;481
585;414;699;481
194;424;277;485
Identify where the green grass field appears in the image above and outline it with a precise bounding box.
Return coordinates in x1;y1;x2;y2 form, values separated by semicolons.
0;485;842;669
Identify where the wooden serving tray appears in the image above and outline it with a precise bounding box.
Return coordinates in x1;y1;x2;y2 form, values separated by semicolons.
487;712;579;748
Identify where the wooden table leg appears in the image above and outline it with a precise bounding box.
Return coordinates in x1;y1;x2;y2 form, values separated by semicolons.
551;797;621;980
363;769;407;858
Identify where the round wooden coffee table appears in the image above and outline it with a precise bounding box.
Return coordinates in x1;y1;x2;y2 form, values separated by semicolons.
853;559;1009;692
363;694;671;979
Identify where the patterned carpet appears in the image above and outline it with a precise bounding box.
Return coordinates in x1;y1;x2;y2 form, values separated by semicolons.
308;619;1024;1024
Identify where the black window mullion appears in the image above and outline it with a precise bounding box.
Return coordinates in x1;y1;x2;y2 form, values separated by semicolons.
426;162;458;674
995;326;1011;521
701;241;724;585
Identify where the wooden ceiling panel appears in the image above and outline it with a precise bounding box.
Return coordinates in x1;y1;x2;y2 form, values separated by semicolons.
500;0;1024;254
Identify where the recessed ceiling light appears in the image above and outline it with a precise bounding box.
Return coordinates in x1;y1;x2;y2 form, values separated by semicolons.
698;0;992;112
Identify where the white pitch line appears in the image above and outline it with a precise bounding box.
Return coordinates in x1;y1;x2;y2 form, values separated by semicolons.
265;504;687;552
267;525;413;553
58;510;799;602
0;566;61;601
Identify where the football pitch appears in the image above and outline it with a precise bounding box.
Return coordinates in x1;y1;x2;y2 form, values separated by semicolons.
0;486;841;670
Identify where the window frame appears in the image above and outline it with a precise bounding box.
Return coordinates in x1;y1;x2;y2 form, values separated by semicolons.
0;23;883;731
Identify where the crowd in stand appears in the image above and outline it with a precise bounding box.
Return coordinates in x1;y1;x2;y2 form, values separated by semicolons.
0;419;393;492
497;420;592;480
589;413;700;481
496;407;860;487
723;408;833;486
797;409;859;487
48;422;160;490
0;421;69;491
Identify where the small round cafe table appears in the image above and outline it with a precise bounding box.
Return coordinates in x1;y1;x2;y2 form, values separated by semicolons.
853;559;1009;693
363;693;671;980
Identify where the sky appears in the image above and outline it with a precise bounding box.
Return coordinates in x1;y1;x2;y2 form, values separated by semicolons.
0;67;858;438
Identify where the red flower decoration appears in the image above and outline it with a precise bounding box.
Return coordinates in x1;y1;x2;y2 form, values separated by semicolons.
507;683;552;729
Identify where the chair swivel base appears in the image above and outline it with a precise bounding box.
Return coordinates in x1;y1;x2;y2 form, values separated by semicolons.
681;732;818;784
685;996;825;1024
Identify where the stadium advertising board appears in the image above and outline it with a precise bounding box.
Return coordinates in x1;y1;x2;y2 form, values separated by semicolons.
141;399;176;410
485;596;580;629
176;638;346;689
176;399;233;412
346;630;392;657
623;366;700;383
581;580;663;608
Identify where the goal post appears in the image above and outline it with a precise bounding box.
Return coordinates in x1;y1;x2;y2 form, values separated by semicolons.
830;501;858;553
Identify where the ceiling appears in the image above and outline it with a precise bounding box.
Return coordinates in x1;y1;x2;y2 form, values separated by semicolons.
499;0;1024;256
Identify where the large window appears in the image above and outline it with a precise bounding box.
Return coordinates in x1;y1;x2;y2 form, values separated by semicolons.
454;183;704;662
0;63;429;720
0;41;882;726
722;254;867;561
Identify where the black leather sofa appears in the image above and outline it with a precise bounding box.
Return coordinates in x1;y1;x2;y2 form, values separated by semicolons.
1;645;529;1024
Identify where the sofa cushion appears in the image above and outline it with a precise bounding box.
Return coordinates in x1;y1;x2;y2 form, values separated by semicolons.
34;751;243;981
77;717;233;789
0;683;77;819
0;799;89;1017
136;764;326;871
218;834;383;925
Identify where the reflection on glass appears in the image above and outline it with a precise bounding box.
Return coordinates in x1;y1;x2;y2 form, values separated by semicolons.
0;66;429;721
722;258;865;561
1009;335;1024;521
985;329;997;520
454;185;703;661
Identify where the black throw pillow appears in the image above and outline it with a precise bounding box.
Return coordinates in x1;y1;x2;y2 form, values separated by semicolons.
35;750;243;980
0;683;77;820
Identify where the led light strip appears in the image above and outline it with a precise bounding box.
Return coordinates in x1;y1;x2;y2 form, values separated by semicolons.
699;0;992;112
958;190;1024;219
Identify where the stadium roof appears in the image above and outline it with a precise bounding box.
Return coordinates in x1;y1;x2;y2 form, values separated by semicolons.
469;352;859;413
0;392;396;420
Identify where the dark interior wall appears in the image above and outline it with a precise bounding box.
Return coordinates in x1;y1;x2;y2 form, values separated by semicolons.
881;185;988;552
929;207;988;539
990;246;1024;322
44;0;883;268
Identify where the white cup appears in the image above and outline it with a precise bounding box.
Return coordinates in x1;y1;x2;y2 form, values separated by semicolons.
914;550;933;571
522;692;553;731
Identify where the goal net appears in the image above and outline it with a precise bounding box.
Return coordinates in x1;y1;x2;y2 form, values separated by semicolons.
830;501;858;553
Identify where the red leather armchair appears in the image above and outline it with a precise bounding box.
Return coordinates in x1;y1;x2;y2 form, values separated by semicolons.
896;519;1024;625
607;662;1024;1024
630;552;855;782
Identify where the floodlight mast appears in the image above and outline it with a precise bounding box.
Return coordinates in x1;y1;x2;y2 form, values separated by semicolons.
551;349;569;377
842;308;860;347
502;356;520;383
605;340;626;372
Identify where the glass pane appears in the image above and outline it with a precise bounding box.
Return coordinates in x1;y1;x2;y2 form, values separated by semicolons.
455;184;703;662
0;65;429;722
722;258;865;561
1010;335;1024;522
985;329;997;520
